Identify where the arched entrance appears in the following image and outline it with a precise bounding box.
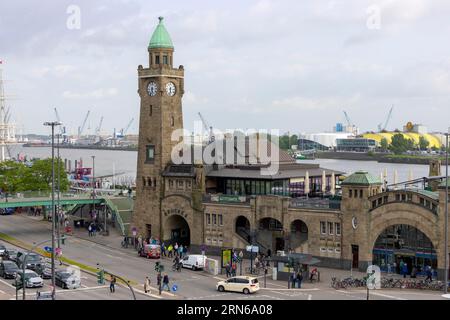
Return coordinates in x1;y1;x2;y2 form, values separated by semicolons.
235;216;251;242
164;215;191;246
290;220;308;252
372;224;436;276
258;218;284;253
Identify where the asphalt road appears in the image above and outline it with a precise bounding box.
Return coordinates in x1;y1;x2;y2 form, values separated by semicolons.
0;214;447;300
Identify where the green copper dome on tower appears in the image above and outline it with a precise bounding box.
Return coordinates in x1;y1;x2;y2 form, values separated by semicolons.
148;17;174;49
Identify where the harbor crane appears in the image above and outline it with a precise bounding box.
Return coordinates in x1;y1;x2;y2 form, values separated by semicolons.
78;110;90;138
95;116;104;137
377;106;394;132
198;112;215;143
117;118;134;138
343;110;358;136
54;107;67;142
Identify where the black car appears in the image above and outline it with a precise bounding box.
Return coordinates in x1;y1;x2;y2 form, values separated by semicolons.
17;253;42;271
4;249;18;261
0;260;19;279
0;245;6;257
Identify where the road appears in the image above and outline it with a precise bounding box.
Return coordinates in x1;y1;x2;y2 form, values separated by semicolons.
0;213;447;300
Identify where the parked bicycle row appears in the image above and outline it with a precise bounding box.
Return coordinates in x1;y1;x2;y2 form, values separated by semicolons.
331;276;448;291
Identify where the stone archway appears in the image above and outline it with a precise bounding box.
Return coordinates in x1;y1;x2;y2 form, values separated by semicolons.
164;215;191;246
235;216;251;243
257;217;284;253
372;224;437;276
289;220;308;252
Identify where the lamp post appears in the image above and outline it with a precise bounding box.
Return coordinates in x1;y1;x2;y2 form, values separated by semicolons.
92;155;95;223
57;133;61;248
444;132;449;295
43;121;61;300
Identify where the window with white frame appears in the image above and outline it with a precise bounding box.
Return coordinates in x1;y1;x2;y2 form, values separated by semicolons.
328;222;334;235
320;247;327;253
320;221;327;235
335;222;341;236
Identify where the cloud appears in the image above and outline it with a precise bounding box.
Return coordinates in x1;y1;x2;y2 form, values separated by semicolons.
62;88;118;99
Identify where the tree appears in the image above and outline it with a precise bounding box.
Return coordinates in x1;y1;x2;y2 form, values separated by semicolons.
419;136;430;151
380;138;389;151
389;134;416;155
279;135;291;150
289;135;298;149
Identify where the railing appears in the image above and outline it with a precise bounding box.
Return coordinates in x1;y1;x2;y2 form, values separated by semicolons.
104;198;126;236
290;197;341;210
235;227;269;253
369;190;439;215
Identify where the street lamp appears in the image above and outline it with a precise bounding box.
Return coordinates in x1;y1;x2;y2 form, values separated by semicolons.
56;133;61;248
92;155;95;223
43;121;61;300
444;131;449;296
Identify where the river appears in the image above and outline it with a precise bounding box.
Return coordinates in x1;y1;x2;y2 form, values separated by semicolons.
8;145;437;184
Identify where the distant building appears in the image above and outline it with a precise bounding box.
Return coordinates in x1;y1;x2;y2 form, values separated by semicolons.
336;138;377;152
298;132;354;151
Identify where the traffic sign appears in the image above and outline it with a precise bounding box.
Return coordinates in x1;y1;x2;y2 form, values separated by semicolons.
44;246;52;253
246;245;259;253
132;227;137;237
172;285;178;292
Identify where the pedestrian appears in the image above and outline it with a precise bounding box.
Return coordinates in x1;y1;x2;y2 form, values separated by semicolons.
183;245;188;257
267;248;272;258
161;242;166;257
309;267;318;282
178;244;184;258
225;263;231;278
399;260;404;275
168;244;173;258
162;274;170;291
92;223;97;237
174;243;179;256
425;266;433;282
88;224;92;237
232;262;237;277
144;276;151;294
296;271;303;288
290;273;296;289
110;276;116;293
402;262;408;278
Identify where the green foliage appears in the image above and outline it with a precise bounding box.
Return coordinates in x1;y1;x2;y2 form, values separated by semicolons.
279;134;298;150
0;158;69;193
419;136;430;151
380;138;389;151
389;134;416;155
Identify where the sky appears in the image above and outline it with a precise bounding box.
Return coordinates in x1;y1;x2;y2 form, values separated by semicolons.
1;0;450;136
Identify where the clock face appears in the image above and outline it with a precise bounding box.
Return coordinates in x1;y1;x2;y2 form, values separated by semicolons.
147;81;158;96
352;217;358;230
165;82;176;96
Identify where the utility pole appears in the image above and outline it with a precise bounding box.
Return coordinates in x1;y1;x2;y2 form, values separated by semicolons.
44;121;61;300
444;132;449;295
92;155;95;222
57;133;61;248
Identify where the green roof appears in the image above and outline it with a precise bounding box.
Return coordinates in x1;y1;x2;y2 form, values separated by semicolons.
149;17;174;49
342;171;382;186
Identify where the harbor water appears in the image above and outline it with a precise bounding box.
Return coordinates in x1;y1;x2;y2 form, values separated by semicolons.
9;146;437;184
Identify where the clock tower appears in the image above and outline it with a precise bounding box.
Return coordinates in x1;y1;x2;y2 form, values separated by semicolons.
134;17;185;238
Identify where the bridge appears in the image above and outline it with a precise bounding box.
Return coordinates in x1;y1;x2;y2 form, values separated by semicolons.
0;191;134;236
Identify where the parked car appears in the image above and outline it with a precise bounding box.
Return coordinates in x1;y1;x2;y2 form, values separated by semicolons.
181;255;207;271
0;260;19;279
55;269;81;289
35;259;52;279
15;270;44;288
216;276;260;294
17;253;42;271
4;249;18;261
0;245;6;257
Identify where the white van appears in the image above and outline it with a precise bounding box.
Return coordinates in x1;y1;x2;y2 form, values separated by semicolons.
181;255;207;271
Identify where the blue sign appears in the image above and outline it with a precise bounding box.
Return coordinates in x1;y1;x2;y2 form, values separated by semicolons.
172;285;178;292
44;246;53;253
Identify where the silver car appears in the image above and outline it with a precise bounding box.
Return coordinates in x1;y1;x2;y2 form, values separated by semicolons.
16;270;44;288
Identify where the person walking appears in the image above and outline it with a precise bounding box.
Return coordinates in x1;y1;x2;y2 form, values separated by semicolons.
290;273;296;289
232;261;237;277
174;243;179;256
296;271;303;288
183;245;188;257
425;266;433;282
110;276;116;293
178;244;184;258
157;273;162;288
88;223;93;237
410;266;417;279
225;263;231;278
144;276;151;294
161;242;166;257
402;262;408;278
399;260;404;276
168;244;173;258
162;274;170;292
